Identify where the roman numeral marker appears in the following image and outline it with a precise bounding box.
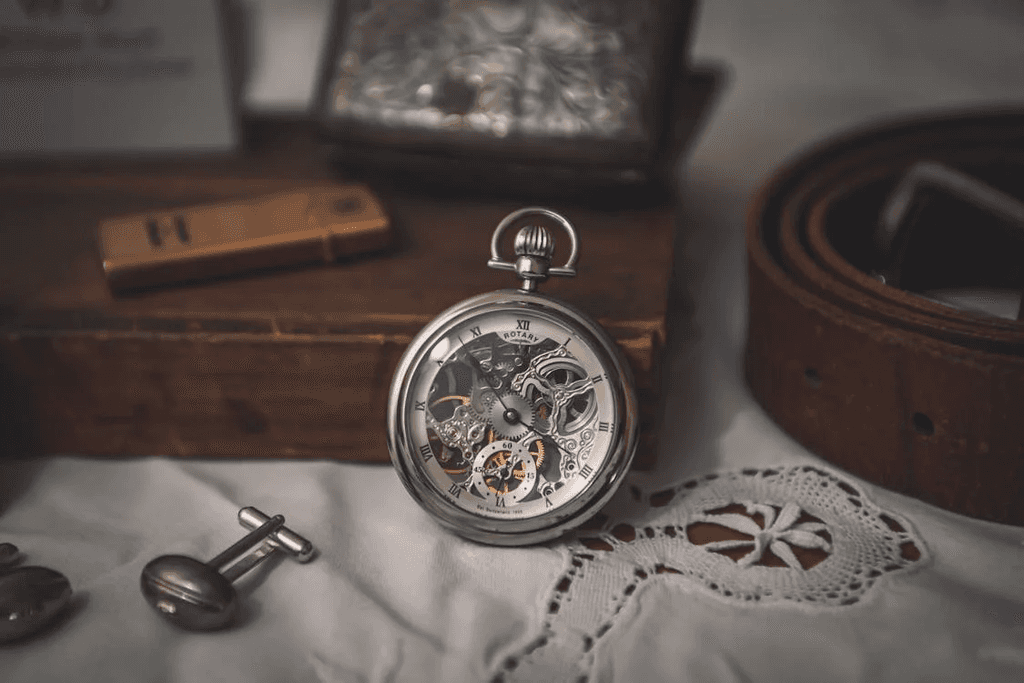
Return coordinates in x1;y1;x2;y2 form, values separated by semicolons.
419;444;433;461
580;464;594;479
516;320;530;331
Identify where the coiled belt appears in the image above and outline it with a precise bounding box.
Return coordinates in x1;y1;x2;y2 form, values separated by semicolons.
746;110;1024;526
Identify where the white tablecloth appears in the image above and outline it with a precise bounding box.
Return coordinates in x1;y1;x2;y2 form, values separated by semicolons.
4;1;1024;681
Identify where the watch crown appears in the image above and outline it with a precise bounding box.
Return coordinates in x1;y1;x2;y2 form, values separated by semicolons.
512;225;556;291
488;208;578;293
514;225;555;261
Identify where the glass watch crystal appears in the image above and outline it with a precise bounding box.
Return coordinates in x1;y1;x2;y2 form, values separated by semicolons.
387;208;638;545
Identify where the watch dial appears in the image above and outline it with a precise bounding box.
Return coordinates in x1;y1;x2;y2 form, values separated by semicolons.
404;307;619;520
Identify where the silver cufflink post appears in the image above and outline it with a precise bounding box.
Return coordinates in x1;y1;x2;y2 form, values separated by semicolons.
237;506;315;563
140;507;314;631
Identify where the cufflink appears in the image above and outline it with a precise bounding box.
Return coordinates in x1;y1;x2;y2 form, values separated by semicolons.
140;507;314;631
0;543;74;644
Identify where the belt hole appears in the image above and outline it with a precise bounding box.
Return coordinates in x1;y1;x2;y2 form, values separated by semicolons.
146;218;161;247
175;215;190;243
803;368;822;388
911;412;934;436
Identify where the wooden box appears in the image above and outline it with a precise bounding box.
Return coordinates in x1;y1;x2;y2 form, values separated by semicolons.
0;118;677;466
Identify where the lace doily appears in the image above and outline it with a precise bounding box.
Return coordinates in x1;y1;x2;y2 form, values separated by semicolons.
492;465;928;682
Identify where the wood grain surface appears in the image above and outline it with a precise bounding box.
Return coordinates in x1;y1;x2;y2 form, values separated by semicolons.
0;118;677;466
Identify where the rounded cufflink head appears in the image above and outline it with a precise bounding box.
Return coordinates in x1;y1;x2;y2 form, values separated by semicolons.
140;554;238;632
0;546;73;645
0;542;19;567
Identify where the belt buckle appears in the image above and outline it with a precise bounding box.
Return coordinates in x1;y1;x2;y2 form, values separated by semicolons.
872;161;1024;320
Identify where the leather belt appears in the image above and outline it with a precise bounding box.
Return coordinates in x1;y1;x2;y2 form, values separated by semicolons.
745;110;1024;526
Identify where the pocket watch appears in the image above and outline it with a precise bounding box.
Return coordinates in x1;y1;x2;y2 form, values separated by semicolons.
387;208;638;546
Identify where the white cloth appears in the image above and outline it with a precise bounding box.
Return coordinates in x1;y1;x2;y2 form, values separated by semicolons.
4;1;1024;681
